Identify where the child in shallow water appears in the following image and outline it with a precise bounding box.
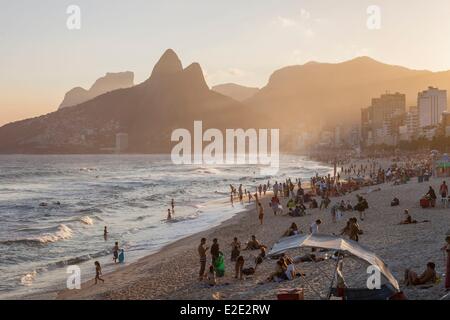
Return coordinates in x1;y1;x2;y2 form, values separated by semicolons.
94;261;104;284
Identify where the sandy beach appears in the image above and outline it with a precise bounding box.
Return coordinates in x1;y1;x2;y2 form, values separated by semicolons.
56;159;450;300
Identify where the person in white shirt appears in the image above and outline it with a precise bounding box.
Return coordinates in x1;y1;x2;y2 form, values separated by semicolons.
310;219;322;234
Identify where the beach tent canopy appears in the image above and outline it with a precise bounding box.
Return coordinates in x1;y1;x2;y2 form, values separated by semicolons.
268;234;399;291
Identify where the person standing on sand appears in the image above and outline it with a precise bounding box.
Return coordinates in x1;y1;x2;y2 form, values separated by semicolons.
442;235;450;291
167;208;172;220
235;256;245;280
310;219;322;234
440;181;448;197
113;242;119;263
258;202;264;225
198;238;208;281
94;261;104;284
211;238;220;265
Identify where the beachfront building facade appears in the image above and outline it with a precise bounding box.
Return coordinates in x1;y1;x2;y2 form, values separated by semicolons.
418;87;447;128
361;92;406;146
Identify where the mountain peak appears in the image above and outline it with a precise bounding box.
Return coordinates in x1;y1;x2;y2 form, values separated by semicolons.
183;63;209;91
150;49;183;79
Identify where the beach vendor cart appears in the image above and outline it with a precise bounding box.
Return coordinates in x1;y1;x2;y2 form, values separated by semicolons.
268;234;404;300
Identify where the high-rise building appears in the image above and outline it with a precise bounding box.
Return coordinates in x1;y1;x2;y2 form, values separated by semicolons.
418;86;447;127
361;92;406;146
405;106;419;140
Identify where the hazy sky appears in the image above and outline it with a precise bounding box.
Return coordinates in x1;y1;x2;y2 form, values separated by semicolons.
2;0;450;126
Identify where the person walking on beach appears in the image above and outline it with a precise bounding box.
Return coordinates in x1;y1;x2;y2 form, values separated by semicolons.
258;202;264;225
198;238;208;281
94;261;105;284
167;208;172;220
113;242;119;263
171;198;175;214
442;235;450;291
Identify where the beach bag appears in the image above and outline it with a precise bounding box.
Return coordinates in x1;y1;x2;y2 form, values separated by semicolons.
420;198;430;208
214;253;225;277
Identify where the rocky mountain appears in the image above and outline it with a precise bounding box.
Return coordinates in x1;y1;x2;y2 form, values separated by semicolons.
246;57;450;131
0;50;261;154
212;83;259;102
3;52;450;154
58;71;135;109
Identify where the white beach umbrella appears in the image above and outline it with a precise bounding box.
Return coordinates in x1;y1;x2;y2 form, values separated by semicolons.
268;233;399;291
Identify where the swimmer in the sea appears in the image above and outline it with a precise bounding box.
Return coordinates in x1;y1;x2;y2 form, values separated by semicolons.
103;226;108;240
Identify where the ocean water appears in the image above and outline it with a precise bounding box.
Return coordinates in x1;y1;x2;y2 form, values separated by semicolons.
0;154;332;299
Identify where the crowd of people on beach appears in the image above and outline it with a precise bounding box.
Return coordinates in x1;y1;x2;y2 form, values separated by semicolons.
192;155;450;297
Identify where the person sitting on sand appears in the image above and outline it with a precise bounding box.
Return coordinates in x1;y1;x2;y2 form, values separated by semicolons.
245;235;262;250
346;201;353;211
235;256;245;280
113;242;119;263
283;255;299;280
296;254;325;263
230;237;241;261
404;262;437;286
399;209;417;225
426;186;437;207
310;198;318;209
287;198;295;210
255;246;267;267
207;265;217;286
267;259;288;282
341;218;361;242
290;203;306;217
391;197;400;207
284;222;300;237
94;261;105;284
